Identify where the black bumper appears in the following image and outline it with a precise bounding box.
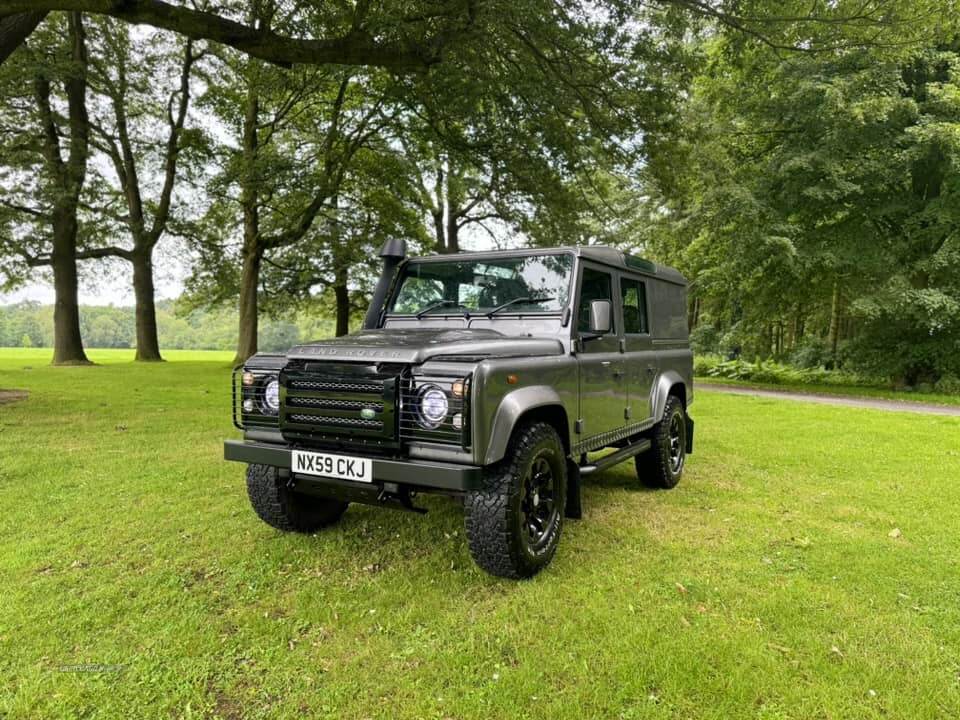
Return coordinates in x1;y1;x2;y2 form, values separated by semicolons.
223;439;483;493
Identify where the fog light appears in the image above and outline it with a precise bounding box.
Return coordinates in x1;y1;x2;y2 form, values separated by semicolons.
452;413;464;431
242;399;254;412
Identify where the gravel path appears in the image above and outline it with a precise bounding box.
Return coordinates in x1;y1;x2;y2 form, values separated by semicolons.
699;383;960;416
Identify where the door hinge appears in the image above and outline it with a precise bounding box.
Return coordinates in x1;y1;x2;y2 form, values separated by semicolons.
575;419;584;434
624;406;632;420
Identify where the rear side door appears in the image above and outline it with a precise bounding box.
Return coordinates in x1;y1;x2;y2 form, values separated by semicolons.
575;264;627;441
620;275;657;423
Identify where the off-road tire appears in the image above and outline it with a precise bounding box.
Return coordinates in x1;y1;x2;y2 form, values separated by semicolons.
464;422;567;579
246;463;348;532
636;395;687;489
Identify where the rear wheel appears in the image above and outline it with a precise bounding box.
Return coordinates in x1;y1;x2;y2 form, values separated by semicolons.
246;463;348;532
636;395;687;489
464;422;567;579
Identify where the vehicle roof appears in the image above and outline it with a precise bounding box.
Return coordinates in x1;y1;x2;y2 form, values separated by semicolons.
406;245;687;285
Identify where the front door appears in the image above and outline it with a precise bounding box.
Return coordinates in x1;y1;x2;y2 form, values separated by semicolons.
575;264;626;443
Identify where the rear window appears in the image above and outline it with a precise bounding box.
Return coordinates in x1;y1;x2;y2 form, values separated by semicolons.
620;278;649;334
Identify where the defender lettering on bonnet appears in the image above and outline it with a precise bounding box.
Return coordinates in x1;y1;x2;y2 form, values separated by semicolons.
226;243;694;579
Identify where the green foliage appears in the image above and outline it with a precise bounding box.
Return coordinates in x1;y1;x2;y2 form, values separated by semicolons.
645;16;960;384
936;375;960;394
689;322;720;355
695;354;869;387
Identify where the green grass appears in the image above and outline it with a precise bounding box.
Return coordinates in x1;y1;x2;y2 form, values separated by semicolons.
696;375;960;407
2;348;960;719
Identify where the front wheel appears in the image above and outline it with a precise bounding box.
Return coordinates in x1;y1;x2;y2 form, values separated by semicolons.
246;463;348;533
636;395;687;489
464;422;567;579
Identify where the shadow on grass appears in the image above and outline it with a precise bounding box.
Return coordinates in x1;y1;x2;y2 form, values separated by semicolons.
0;389;28;405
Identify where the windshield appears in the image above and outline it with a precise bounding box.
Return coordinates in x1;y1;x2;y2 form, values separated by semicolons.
389;254;573;316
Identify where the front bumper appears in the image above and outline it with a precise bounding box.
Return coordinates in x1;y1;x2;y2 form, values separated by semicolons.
223;439;483;493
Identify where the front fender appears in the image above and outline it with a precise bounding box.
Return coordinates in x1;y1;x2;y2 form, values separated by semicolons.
482;385;565;465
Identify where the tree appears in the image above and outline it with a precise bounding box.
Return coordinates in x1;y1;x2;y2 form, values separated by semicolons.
261;144;431;336
642;24;960;383
0;12;92;364
77;20;201;361
182;9;394;363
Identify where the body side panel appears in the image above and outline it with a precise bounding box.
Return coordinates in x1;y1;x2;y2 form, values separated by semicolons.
472;355;579;465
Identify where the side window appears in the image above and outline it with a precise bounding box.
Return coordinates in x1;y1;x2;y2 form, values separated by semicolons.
620;278;649;335
577;267;615;333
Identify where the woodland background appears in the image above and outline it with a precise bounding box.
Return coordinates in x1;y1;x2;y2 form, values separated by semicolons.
0;0;957;389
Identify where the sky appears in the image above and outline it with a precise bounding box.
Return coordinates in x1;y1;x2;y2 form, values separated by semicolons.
0;229;511;307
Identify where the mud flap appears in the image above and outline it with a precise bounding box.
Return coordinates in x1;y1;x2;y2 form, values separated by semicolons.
685;415;695;454
565;459;582;519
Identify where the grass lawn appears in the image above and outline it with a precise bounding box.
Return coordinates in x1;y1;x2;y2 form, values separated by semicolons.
2;348;960;719
696;375;960;407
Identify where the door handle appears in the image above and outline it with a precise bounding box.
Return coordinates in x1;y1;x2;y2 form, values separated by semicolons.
613;369;625;378
646;365;656;375
601;361;611;366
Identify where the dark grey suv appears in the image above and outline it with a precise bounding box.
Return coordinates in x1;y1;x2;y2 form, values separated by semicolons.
226;243;694;578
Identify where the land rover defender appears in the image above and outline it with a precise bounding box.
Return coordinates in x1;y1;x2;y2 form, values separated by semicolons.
225;242;694;578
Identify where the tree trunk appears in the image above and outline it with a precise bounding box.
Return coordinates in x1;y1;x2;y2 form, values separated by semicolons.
828;281;841;368
687;295;699;331
50;214;89;365
234;246;261;366
445;211;460;253
334;268;349;337
132;249;162;361
432;210;446;252
234;82;261;366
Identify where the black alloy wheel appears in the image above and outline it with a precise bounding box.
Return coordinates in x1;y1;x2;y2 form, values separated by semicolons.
520;455;559;553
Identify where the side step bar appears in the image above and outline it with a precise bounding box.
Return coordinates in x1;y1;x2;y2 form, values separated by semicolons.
580;438;652;476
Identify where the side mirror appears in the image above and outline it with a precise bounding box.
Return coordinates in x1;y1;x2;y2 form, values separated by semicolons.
588;299;612;335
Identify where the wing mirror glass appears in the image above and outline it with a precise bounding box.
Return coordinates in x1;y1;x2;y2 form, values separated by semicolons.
588;299;612;335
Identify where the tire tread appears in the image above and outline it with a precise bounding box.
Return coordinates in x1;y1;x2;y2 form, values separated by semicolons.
246;464;348;533
464;422;565;579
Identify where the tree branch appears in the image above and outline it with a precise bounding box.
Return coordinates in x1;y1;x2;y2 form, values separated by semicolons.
0;199;48;219
0;10;45;64
75;245;132;260
149;38;195;244
0;0;459;70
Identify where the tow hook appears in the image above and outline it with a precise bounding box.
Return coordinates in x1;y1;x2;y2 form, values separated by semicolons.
379;483;427;514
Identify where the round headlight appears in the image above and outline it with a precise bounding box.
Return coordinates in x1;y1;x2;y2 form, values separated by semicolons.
260;378;280;415
417;385;448;429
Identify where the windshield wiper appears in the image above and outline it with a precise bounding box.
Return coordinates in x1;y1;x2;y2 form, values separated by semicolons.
485;295;556;318
416;299;471;319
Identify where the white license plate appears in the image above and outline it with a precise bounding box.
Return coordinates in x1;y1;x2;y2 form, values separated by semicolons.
291;450;372;483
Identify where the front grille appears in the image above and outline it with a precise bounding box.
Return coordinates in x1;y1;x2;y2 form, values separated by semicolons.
280;362;398;445
288;380;384;393
286;396;385;413
286;414;383;429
